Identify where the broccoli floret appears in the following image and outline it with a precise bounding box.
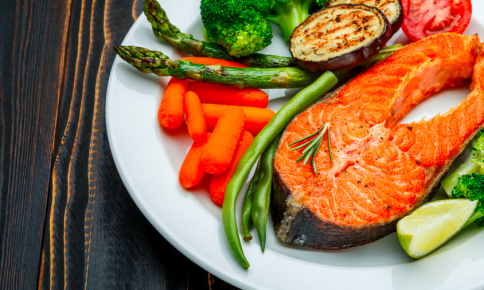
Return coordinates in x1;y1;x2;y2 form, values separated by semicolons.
266;0;328;41
443;130;484;228
442;129;484;196
200;0;274;58
477;217;484;228
452;173;484;201
452;173;484;227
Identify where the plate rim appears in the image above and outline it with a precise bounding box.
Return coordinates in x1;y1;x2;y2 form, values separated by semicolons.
106;13;261;290
106;2;484;289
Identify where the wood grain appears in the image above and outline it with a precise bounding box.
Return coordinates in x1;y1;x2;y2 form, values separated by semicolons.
1;0;239;288
4;0;241;289
0;0;71;288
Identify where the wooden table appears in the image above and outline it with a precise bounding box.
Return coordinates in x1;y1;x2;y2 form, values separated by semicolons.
0;0;237;288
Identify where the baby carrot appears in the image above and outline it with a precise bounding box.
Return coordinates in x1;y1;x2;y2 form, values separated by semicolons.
201;106;246;174
180;57;248;68
179;133;212;189
189;83;269;108
185;91;207;142
209;131;254;206
158;78;189;129
202;104;275;135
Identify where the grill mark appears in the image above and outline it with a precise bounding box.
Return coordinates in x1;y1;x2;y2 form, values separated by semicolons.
328;0;399;22
300;10;379;45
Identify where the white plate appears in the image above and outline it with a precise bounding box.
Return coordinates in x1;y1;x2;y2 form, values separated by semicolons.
106;2;484;289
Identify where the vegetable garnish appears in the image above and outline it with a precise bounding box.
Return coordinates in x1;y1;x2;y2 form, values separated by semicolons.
179;133;212;189
327;0;403;33
222;72;338;269
200;0;274;57
157;78;189;129
144;0;294;68
189;83;268;108
113;45;320;89
442;129;484;197
397;199;478;259
203;104;275;136
185;91;207;142
201;106;246;175
113;45;402;89
252;136;280;252
209;131;254;206
402;0;472;41
289;123;332;174
452;173;484;227
290;4;393;72
397;172;484;259
241;161;261;242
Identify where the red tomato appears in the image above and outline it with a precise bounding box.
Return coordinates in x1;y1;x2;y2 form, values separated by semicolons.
402;0;472;41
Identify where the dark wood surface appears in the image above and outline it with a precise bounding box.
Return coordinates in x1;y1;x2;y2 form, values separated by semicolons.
0;0;238;288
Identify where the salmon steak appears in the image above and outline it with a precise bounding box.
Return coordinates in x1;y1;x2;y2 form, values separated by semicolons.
272;33;484;250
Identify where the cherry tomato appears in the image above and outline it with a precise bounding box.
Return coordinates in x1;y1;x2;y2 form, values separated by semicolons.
402;0;472;41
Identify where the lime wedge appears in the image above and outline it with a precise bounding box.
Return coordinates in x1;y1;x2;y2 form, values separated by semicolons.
397;199;477;258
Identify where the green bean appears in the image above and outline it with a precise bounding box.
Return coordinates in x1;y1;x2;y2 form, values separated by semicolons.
241;161;261;241
221;71;338;269
252;136;280;252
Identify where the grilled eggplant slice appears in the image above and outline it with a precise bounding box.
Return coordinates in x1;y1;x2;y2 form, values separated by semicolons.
290;4;393;72
327;0;403;33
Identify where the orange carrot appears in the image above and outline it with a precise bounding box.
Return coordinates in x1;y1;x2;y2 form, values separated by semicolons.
202;104;275;135
189;83;269;108
179;133;212;189
209;131;254;206
158;78;189;129
180;57;248;68
185;91;207;142
201;107;246;174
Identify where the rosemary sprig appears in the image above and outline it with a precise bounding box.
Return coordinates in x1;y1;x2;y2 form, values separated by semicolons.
289;123;333;174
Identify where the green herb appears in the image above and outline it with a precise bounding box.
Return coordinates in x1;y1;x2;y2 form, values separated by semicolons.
289;123;333;174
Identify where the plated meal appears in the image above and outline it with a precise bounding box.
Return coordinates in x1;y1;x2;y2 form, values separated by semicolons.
107;0;484;288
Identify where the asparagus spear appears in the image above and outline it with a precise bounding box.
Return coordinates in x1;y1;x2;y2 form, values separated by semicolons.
143;0;294;68
114;44;403;89
114;45;318;89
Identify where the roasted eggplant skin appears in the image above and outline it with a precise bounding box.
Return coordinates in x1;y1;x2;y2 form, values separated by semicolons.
389;0;403;33
290;4;393;73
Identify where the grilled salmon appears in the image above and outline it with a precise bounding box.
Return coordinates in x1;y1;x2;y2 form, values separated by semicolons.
272;33;484;250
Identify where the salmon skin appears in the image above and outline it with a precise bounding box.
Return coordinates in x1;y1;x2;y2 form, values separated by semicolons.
272;33;484;250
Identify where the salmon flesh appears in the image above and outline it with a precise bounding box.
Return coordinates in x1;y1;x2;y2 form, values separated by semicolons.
272;33;484;250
